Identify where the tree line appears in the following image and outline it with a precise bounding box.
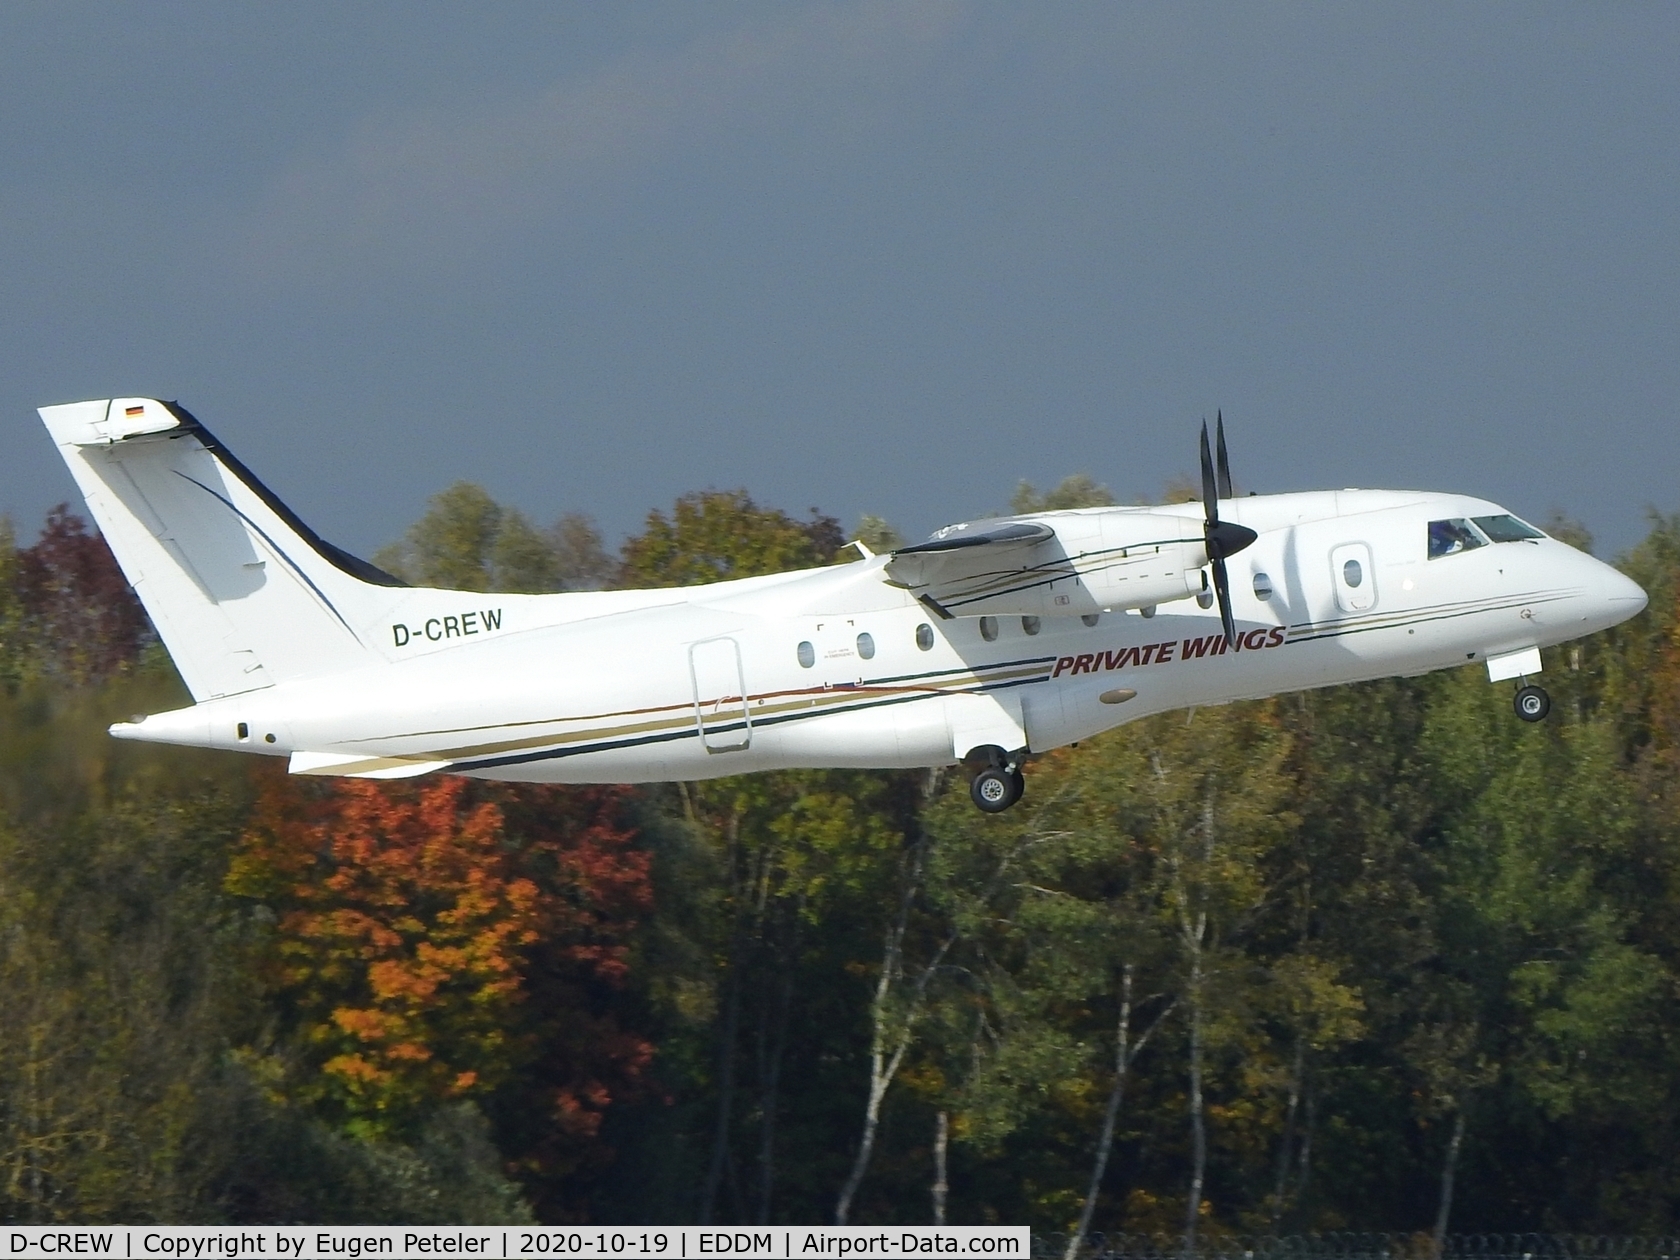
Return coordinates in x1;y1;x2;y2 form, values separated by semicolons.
2;477;1679;1233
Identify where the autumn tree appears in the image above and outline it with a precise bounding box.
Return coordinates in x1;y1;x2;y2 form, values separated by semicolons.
229;772;654;1218
5;505;153;685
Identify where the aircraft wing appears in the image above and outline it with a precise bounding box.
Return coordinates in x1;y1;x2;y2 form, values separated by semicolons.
885;520;1066;618
893;521;1056;555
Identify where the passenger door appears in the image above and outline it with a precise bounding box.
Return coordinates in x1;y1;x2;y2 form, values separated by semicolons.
690;637;751;753
1330;542;1376;613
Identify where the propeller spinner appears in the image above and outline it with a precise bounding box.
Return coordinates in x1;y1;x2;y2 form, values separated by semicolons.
1199;411;1258;647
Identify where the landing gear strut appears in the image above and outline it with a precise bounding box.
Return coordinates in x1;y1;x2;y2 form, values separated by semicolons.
1514;684;1551;723
969;748;1026;813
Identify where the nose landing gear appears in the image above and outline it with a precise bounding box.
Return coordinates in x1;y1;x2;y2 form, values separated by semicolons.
1514;684;1551;723
968;747;1026;813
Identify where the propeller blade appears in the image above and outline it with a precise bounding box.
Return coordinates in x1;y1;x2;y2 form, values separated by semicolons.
1199;420;1219;525
1197;414;1254;647
1215;409;1233;501
1212;556;1236;648
1200;416;1256;562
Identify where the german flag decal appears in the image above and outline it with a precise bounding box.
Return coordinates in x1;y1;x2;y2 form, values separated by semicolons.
125;405;144;417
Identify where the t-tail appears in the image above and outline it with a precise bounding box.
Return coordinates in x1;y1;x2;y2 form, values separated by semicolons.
38;398;408;701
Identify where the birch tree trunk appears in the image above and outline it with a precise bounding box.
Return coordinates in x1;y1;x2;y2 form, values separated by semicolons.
1180;782;1215;1254
1183;944;1207;1252
1269;1035;1306;1229
833;841;956;1223
1431;1109;1466;1259
755;914;798;1224
1066;967;1174;1260
834;770;959;1225
932;1111;949;1226
700;808;744;1225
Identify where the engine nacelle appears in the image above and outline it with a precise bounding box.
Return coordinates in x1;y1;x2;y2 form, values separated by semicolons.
887;509;1208;619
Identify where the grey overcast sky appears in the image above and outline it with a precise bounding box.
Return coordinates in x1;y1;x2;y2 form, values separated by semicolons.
2;3;1676;558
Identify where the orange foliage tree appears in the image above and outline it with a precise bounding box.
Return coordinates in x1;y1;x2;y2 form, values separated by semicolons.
229;771;654;1200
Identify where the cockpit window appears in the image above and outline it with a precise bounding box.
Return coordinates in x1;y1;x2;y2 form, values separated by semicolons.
1428;518;1487;559
1472;514;1545;543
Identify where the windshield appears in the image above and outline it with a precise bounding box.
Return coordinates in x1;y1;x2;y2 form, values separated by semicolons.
1472;514;1546;543
1428;518;1486;559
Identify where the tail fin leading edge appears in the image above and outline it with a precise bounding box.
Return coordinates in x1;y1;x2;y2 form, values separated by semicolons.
38;398;406;700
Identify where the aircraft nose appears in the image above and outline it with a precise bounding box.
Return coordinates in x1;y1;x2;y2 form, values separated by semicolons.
1594;559;1647;621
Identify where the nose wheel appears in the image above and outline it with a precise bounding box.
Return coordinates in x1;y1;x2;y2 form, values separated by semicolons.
1514;684;1551;723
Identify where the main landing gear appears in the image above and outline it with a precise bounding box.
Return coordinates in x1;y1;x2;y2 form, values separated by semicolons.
1514;684;1551;723
968;747;1026;813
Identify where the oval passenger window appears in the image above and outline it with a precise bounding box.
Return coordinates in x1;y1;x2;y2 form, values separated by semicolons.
1253;572;1273;600
1021;616;1041;636
856;632;875;660
979;616;999;642
1082;613;1101;627
915;623;934;651
797;640;815;668
1343;559;1363;588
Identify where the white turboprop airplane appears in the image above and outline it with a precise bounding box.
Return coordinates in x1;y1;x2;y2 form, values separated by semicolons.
38;398;1647;812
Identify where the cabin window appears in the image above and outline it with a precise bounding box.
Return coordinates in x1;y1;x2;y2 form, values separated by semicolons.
856;632;876;660
1021;616;1041;636
797;640;815;668
236;722;249;741
1343;558;1363;588
1472;514;1545;543
1082;613;1101;627
915;623;935;651
1252;572;1273;600
979;616;999;642
1428;518;1486;559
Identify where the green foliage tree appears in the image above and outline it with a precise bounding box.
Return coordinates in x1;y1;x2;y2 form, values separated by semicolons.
374;482;614;594
549;512;618;591
619;490;845;589
1011;475;1117;514
855;514;906;555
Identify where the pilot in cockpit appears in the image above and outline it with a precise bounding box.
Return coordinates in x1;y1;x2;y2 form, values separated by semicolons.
1428;518;1483;559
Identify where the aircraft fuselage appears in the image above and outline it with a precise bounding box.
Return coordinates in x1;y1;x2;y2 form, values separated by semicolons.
116;489;1644;784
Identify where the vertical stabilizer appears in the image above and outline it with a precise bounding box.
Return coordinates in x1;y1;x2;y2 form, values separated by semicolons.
38;398;408;700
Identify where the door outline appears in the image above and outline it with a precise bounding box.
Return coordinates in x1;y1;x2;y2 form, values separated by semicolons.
690;637;751;753
1330;542;1376;613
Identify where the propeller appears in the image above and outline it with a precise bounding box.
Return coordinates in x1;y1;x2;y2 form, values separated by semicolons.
1214;408;1233;500
1199;411;1257;647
